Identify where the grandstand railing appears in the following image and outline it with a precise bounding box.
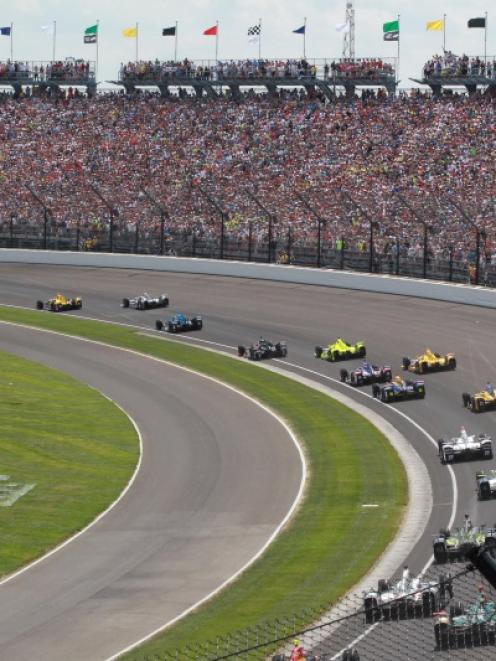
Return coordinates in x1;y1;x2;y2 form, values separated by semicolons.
422;55;496;80
0;222;492;287
0;61;96;84
117;57;397;84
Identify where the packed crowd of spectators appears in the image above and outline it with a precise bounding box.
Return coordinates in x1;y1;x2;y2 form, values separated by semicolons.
0;90;494;268
423;52;496;79
119;58;395;83
0;59;94;82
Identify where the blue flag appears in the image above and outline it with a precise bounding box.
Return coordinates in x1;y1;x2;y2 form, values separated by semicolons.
0;26;11;36
293;24;305;34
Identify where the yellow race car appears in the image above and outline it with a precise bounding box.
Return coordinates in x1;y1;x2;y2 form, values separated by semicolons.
402;349;456;374
36;293;82;312
463;387;496;413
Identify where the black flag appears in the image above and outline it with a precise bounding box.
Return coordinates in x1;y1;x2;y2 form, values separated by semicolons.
468;17;486;28
162;26;176;36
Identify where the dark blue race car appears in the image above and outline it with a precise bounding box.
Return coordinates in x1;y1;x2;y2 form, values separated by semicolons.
372;376;425;403
155;312;203;333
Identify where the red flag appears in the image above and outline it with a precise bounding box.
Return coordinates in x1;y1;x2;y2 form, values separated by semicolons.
203;25;217;36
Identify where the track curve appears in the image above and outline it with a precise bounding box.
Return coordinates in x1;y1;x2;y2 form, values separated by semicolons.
0;320;301;661
2;263;496;659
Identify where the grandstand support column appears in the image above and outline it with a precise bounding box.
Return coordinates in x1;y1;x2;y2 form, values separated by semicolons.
244;188;277;264
134;217;140;254
195;183;228;260
139;187;171;256
9;212;15;248
89;183;118;253
75;219;80;252
294;191;326;268
220;212;226;260
448;245;454;282
445;196;485;285
393;191;431;279
287;226;292;264
340;190;376;273
25;184;51;250
248;221;252;262
396;237;400;276
340;236;345;269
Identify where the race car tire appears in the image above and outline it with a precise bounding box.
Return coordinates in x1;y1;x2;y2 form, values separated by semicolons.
377;578;389;593
419;362;427;374
435;622;449;651
333;351;340;361
402;357;410;370
479;481;491;500
340;369;348;383
36;300;44;310
314;346;323;359
159;295;169;307
358;346;366;358
462;393;471;409
372;384;380;399
473;397;482;413
380;389;389;403
238;346;246;357
280;346;288;357
449;601;463;618
75;300;82;309
422;591;436;617
122;298;130;308
142;301;149;310
382;370;392;383
449;358;457;370
155;320;164;331
434;542;448;564
169;324;178;333
364;598;378;624
193;319;203;330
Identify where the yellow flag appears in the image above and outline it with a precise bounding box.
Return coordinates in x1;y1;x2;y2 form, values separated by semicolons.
122;27;137;38
426;19;444;31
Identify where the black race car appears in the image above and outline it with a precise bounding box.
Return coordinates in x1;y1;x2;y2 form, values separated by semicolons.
155;312;203;333
238;338;287;361
122;292;169;310
340;361;392;387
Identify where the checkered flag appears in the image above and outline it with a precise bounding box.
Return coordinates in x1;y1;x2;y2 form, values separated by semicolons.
247;23;261;43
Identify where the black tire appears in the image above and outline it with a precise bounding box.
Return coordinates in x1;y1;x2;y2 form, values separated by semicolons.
358;346;366;358
434;542;448;563
449;358;457;370
350;652;360;661
340;369;348;383
473;397;481;413
194;319;203;330
479;481;491;500
36;300;44;310
377;578;389;593
435;622;449;651
143;300;149;310
159;296;169;307
381;389;389;403
155;320;163;331
122;298;130;308
314;346;323;358
422;591;435;617
76;300;82;309
280;346;287;357
382;370;392;383
402;357;410;370
372;384;380;399
462;392;471;408
238;346;246;357
450;601;463;618
364;597;378;624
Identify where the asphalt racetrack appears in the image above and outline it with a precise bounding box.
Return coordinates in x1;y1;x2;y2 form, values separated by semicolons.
1;263;496;659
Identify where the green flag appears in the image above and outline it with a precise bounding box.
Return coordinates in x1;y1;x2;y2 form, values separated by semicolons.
84;24;98;44
383;19;399;41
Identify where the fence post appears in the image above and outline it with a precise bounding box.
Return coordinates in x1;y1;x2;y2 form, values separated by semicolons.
248;221;252;262
75;219;80;252
287;226;292;263
192;232;196;258
449;245;454;282
396;237;400;276
340;236;345;270
134;219;140;254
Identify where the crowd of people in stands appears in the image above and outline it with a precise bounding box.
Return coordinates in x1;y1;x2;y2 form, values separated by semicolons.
0;59;94;81
119;58;395;82
0;89;494;269
423;52;496;79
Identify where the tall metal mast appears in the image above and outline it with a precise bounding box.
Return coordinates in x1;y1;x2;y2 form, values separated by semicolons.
342;1;355;59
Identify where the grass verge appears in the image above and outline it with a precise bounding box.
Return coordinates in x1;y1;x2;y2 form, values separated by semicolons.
0;308;407;658
0;348;138;577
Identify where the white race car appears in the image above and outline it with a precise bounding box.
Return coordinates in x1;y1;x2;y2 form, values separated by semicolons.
121;292;169;310
476;469;496;500
437;428;493;464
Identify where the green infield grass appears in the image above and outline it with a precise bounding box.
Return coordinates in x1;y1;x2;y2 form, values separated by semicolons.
0;349;138;577
0;308;406;658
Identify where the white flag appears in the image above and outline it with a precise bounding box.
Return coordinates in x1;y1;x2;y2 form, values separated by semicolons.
335;22;349;33
41;25;53;34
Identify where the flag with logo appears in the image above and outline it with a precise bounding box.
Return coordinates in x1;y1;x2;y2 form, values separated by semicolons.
84;24;98;43
383;19;399;41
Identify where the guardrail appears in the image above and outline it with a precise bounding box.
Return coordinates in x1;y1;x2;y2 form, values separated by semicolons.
2;248;496;309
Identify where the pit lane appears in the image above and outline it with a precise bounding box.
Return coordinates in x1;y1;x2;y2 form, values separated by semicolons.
2;263;495;659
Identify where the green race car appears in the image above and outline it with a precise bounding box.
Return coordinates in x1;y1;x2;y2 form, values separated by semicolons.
314;338;366;362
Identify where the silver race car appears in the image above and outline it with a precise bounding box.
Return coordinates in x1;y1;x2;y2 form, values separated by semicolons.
438;428;493;464
122;292;169;310
476;469;496;500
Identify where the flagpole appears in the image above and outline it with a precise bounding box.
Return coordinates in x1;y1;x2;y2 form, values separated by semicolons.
10;22;13;61
258;18;261;60
136;22;139;61
174;21;178;61
443;13;446;52
53;20;56;61
484;11;488;66
396;14;400;87
303;17;307;59
215;20;218;63
96;19;99;83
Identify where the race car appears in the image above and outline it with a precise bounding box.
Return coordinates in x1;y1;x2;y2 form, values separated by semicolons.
437;428;493;464
340;361;392;387
314;338;366;362
372;375;425;403
434;586;496;650
476;469;496;500
363;566;453;624
402;349;456;374
432;514;496;563
462;385;496;413
155;312;202;333
122;292;169;310
36;293;82;312
238;338;287;361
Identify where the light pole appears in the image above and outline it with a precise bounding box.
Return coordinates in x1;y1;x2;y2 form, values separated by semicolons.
393;192;431;279
340;190;377;273
25;184;52;250
294;190;326;268
140;187;170;256
195;183;227;260
443;196;486;286
245;188;276;264
89;183;119;253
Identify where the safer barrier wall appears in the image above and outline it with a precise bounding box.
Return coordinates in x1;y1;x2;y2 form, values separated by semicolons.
1;249;496;309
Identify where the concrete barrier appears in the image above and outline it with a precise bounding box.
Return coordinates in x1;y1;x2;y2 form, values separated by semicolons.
2;248;496;308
